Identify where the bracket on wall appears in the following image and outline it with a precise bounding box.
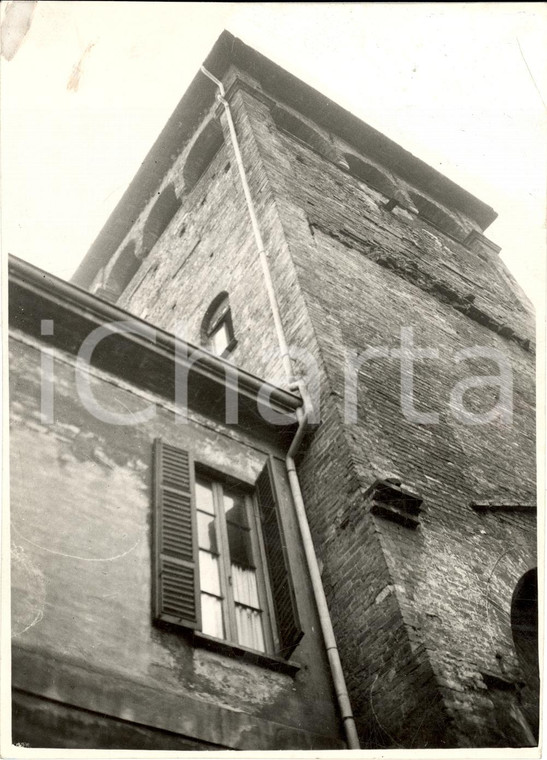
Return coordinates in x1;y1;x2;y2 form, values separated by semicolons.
464;230;502;257
383;193;418;215
481;671;524;691
364;479;423;529
470;502;536;514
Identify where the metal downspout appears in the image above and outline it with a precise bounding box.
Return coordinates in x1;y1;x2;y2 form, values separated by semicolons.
200;66;360;750
287;383;361;750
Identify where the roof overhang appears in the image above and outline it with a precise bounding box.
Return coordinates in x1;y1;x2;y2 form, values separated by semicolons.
72;31;497;289
9;255;301;446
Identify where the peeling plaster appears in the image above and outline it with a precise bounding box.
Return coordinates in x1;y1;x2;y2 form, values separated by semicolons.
193;649;288;708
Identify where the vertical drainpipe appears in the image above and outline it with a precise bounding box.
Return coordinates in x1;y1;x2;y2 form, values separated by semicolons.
200;66;360;750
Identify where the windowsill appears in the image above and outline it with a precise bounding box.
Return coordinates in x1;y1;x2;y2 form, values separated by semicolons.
190;631;301;677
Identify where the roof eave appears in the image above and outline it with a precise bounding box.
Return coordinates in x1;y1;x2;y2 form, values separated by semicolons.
72;30;498;289
10;254;302;439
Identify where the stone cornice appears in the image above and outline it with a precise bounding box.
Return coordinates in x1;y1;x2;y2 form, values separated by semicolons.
71;31;498;289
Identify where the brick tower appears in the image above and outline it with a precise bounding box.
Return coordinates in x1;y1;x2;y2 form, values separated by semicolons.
73;32;537;749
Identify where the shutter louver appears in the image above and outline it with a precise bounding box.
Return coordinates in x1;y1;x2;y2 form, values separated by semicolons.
153;440;201;630
256;458;303;658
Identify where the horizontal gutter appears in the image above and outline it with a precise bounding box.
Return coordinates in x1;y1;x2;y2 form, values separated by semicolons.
9;255;302;420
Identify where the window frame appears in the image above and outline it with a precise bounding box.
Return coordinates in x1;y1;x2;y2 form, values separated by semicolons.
202;293;237;358
195;470;277;654
152;440;303;665
207;310;236;358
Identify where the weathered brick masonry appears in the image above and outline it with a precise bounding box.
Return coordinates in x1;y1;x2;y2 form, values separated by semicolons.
67;33;537;749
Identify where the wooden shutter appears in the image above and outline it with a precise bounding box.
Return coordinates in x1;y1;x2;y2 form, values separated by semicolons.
153;439;201;630
256;458;303;658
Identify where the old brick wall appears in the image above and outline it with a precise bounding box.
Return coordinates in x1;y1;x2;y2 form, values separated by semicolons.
114;135;288;385
110;83;458;747
111;90;291;387
85;69;536;748
9;332;343;750
241;86;536;747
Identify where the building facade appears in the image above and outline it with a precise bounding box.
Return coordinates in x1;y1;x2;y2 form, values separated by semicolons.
10;256;344;750
10;32;537;750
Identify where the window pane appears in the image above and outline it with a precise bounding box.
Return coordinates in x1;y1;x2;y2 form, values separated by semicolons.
201;593;224;639
232;564;260;608
235;605;265;652
210;320;230;355
195;476;269;654
208;299;229;333
227;523;253;568
197;510;217;552
199;550;221;596
195;479;214;514
223;490;248;528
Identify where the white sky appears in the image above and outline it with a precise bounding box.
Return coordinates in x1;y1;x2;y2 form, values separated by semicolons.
2;2;546;308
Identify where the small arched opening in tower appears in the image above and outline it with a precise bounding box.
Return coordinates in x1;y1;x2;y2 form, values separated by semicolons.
343;153;399;199
408;191;465;241
201;291;237;358
183;119;225;195
271;105;346;168
141;184;181;259
103;241;140;301
511;567;539;743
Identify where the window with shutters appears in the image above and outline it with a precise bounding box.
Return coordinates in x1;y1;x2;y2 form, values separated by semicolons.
153;439;303;660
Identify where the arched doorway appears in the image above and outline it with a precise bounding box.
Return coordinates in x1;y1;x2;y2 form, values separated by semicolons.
511;568;539;742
